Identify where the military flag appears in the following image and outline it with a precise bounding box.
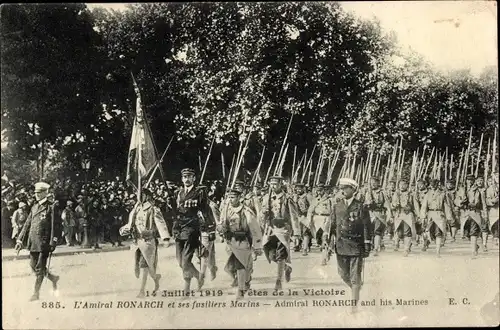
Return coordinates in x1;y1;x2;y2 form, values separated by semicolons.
126;74;160;192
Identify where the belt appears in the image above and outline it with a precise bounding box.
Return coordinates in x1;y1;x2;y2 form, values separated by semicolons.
314;213;330;217
271;218;286;228
428;209;442;211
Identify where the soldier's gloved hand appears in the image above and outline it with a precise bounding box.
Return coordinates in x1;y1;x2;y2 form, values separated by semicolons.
363;243;371;258
14;242;22;252
322;233;329;243
254;248;263;256
49;238;57;252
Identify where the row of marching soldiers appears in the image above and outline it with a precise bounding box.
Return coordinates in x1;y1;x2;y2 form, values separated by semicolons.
302;173;499;259
120;167;498;300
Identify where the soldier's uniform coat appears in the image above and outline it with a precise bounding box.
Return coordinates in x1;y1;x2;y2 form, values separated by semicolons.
363;188;388;236
17;198;61;276
420;188;453;240
126;201;170;278
219;204;262;279
260;191;300;264
485;185;499;236
454;185;488;237
172;185;214;279
391;190;418;240
325;198;372;287
306;195;333;236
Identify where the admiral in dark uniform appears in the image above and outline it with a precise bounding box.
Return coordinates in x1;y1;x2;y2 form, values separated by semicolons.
172;168;215;294
15;182;61;301
325;178;372;313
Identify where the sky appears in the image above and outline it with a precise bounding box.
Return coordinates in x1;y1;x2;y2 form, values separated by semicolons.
87;1;497;77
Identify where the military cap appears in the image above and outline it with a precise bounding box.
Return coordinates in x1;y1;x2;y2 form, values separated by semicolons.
7;200;16;206
466;174;475;180
253;182;263;188
34;182;50;192
66;200;74;206
399;177;409;183
417;178;427;184
226;189;241;197
181;168;196;176
370;177;381;182
315;183;325;188
294;182;305;187
18;201;26;208
268;176;284;182
339;178;359;190
234;180;246;186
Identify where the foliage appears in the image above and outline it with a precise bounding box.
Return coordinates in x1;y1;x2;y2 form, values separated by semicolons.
1;3;497;181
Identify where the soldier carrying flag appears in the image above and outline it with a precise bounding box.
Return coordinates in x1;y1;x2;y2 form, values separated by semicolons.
120;188;170;297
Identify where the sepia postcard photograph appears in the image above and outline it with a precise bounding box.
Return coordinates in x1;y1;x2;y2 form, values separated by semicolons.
1;1;498;329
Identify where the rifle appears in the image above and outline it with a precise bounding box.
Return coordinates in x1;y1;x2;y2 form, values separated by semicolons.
475;132;484;177
485;138;491;183
145;136;174;188
274;115;294;176
199;135;216;186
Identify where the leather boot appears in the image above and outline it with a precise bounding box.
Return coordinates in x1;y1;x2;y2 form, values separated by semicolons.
403;237;411;257
153;274;161;292
46;272;60;291
302;236;310;255
183;278;191;296
394;237;400;251
236;269;246;300
471;236;478;257
30;275;44;301
275;261;284;290
373;235;381;256
198;273;205;292
285;264;292;283
436;237;442;258
482;232;488;252
351;284;361;313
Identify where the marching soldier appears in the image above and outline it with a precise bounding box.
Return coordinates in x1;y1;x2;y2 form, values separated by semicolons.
455;175;488;256
363;177;388;256
15;182;61;301
486;174;499;245
385;179;397;243
293;183;311;255
172;168;215;294
324;178;372;314
455;175;475;240
261;176;300;290
413;178;429;246
218;189;263;299
419;179;453;257
306;183;334;265
120;188;170;297
391;178;418;256
444;179;460;242
197;184;218;285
